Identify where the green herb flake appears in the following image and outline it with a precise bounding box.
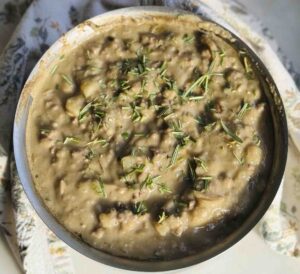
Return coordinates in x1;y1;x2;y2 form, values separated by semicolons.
50;64;58;75
63;136;80;145
91;177;106;198
123;102;143;122
237;102;251;119
243;56;253;76
199;176;213;180
61;74;73;85
86;138;109;147
204;122;216;132
157;183;172;194
232;151;245;165
169;144;180;166
125;52;149;76
182;34;195;44
220;119;243;144
133;201;148;215
188;96;204;101
188;161;196;182
140;79;147;93
119;79;131;91
183;58;223;98
159;61;167;77
127;164;145;175
134;132;146;137
121;131;130;140
158;211;167;224
140;175;161;190
216;49;226;66
194;157;208;171
78;102;92;121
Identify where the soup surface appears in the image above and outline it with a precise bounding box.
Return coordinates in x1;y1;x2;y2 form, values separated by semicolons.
26;14;272;259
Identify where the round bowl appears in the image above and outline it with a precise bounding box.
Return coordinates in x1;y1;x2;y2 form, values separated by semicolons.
13;6;288;272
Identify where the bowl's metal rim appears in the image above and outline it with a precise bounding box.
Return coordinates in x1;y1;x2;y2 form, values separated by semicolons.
13;6;288;272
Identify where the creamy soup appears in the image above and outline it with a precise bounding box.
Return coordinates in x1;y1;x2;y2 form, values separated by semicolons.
26;15;272;259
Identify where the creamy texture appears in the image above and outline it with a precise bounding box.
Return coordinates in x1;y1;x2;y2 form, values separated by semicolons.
26;15;272;259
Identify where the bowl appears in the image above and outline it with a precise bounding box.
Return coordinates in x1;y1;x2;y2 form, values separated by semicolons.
13;6;288;272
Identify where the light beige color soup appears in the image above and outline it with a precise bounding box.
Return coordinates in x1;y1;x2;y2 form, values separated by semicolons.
26;15;272;259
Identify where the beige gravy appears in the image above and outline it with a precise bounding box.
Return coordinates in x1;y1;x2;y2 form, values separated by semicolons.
26;15;272;259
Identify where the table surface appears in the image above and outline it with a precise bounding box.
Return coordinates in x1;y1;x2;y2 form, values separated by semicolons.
239;0;300;74
1;0;300;273
2;229;300;274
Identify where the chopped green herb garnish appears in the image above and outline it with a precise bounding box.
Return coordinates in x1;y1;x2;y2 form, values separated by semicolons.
170;120;182;132
158;211;167;224
78;102;92;121
182;34;195;43
136;53;148;74
119;79;131;91
121;131;130;140
204;122;216;132
123;102;143;122
127;164;145;175
124;52;149;76
164;77;176;90
237;102;251;119
172;131;185;138
199;176;213;180
214;49;226;66
63;136;80;145
50;64;58;75
91;177;106;198
133;201;147;215
140;175;161;190
86;138;109;147
159;61;167;77
243;56;253;76
134;132;146;137
188;96;204;101
140;79;147;93
188;161;196;182
157;183;172;194
88;65;102;72
232;151;244;165
183;58;223;97
109;79;117;88
93;108;106;121
220;119;243;144
169;144;180;166
78;101;106;127
61;74;73;85
194;157;208;171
